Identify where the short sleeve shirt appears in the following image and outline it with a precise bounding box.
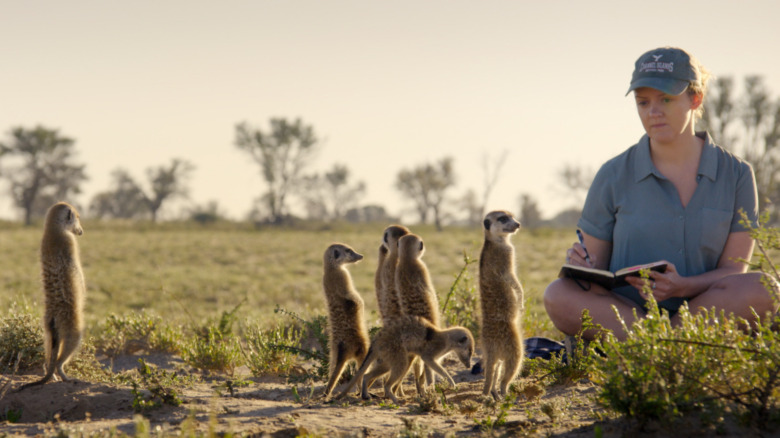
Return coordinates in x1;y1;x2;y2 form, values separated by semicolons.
578;132;758;310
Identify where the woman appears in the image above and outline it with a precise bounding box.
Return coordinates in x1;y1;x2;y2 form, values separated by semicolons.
544;47;778;341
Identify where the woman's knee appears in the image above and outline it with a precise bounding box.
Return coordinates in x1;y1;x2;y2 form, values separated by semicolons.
713;272;779;315
543;279;569;313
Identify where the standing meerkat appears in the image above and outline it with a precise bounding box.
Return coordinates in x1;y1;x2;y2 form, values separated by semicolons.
18;202;86;391
336;315;474;405
396;233;441;389
479;210;524;400
376;225;410;324
374;243;388;318
396;233;440;327
321;243;370;400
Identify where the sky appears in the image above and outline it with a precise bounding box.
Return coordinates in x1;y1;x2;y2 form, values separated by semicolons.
2;1;780;222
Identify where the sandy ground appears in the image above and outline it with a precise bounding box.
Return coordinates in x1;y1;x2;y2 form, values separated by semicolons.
0;353;762;437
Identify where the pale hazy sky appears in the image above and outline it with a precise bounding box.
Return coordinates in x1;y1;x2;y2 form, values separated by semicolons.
2;1;779;221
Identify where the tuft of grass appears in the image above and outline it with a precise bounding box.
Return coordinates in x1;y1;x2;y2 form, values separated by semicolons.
272;306;330;383
241;319;304;377
93;310;183;357
181;303;244;375
0;302;44;372
128;358;185;412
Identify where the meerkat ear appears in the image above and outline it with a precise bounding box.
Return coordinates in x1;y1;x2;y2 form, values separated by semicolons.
66;209;73;222
419;241;424;251
383;232;389;244
483;218;491;230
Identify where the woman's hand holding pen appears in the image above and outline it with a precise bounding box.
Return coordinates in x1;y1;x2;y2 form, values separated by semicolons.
566;229;595;268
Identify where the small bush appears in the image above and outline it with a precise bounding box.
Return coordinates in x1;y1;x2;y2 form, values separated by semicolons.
273;306;330;383
242;320;303;377
440;252;479;338
0;303;44;371
182;304;244;374
93;311;183;357
124;358;186;412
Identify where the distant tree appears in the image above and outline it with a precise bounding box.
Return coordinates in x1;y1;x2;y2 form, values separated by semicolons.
142;158;195;222
88;159;193;222
0;126;87;225
344;204;397;223
457;189;483;227
557;163;594;208
189;200;224;224
700;75;780;220
396;157;456;231
235;118;319;224
301;163;366;221
89;168;147;219
518;193;543;230
478;150;509;217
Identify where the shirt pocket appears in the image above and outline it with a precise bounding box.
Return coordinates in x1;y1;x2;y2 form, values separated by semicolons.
700;207;733;259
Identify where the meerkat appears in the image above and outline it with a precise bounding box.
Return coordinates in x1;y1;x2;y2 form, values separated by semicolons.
17;202;86;391
336;315;474;405
478;210;524;400
374;243;388;318
396;233;441;388
376;225;410;324
396;233;440;327
321;243;370;400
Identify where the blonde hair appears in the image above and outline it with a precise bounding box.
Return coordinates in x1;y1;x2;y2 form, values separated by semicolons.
685;53;712;121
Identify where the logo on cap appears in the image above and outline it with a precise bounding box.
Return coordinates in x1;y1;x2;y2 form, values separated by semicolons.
639;53;674;74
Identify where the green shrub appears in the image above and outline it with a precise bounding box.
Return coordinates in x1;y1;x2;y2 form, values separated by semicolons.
128;358;185;412
0;303;44;372
93;311;183;357
273;306;330;383
241;320;303;377
182;304;244;374
440;251;479;338
594;295;780;429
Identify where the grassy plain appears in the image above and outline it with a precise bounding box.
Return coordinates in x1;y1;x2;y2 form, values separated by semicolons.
0;220;571;339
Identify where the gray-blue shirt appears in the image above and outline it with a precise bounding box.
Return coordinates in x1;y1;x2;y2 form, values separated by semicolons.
578;132;758;310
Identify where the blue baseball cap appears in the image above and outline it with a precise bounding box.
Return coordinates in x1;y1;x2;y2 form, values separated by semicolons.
626;47;700;96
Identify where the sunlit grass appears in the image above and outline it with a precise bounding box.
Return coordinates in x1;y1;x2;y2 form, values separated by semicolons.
0;220;572;339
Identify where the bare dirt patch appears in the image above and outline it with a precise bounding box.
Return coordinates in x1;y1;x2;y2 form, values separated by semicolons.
0;353;756;437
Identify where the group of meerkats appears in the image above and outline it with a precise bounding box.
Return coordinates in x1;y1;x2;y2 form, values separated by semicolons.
17;202;525;404
322;210;525;403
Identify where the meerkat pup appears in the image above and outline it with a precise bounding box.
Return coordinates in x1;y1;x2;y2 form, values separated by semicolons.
376;225;410;324
321;243;370;400
396;233;441;389
479;210;524;400
337;315;474;405
18;202;86;391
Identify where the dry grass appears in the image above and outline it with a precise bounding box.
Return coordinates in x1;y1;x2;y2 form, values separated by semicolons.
0;220;572;339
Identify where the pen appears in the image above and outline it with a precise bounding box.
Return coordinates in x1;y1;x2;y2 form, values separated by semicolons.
576;229;592;265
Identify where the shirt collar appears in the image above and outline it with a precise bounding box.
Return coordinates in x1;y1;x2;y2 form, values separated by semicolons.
633;132;718;183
